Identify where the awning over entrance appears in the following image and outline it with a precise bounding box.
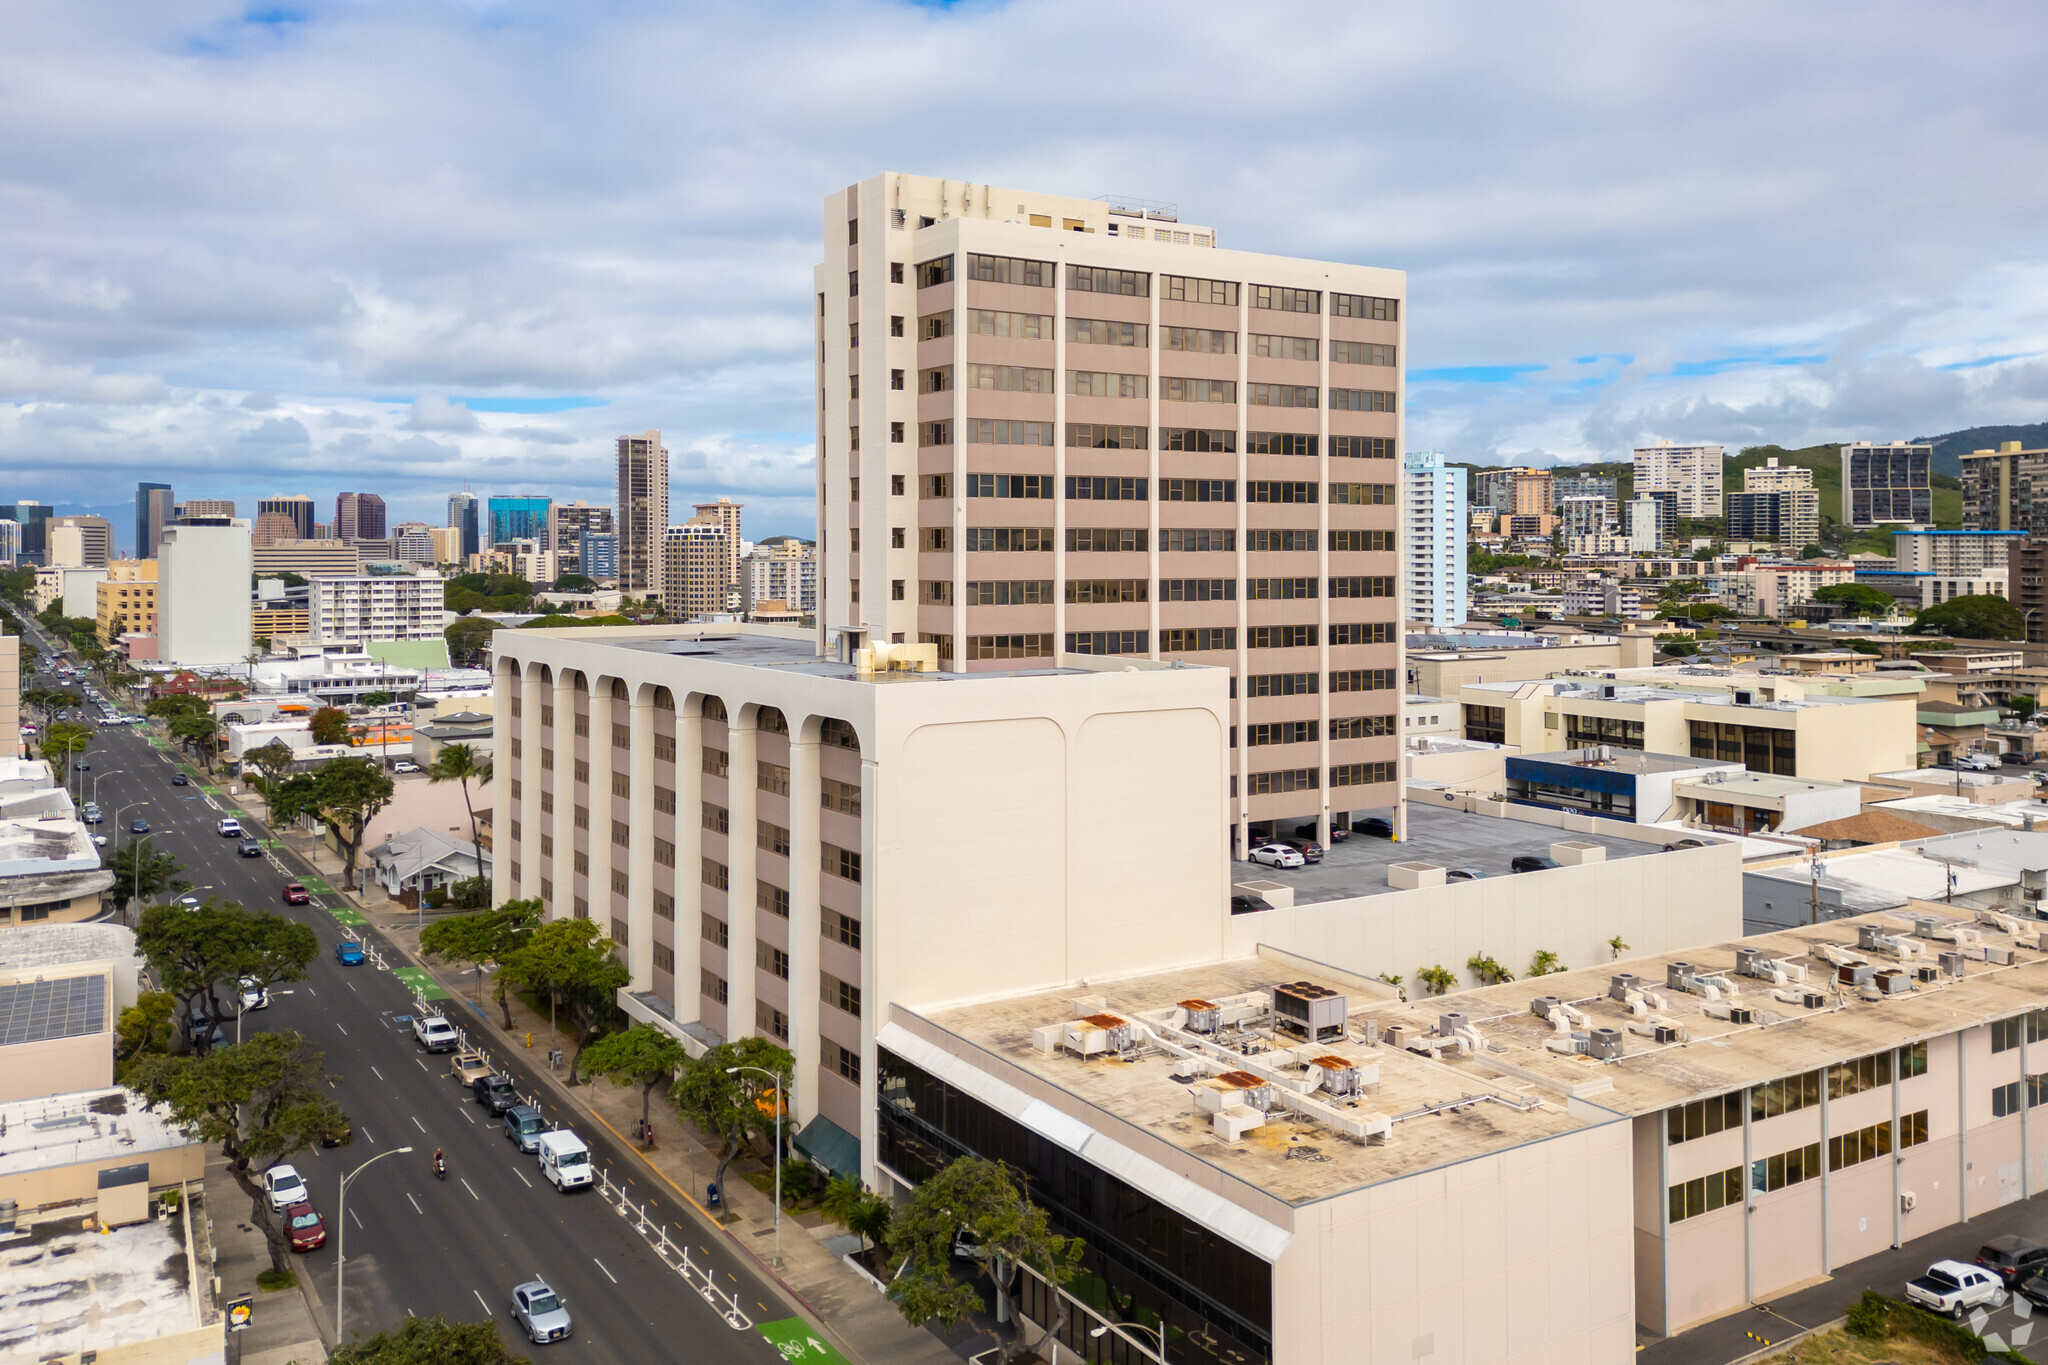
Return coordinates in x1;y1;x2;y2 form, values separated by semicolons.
793;1114;860;1180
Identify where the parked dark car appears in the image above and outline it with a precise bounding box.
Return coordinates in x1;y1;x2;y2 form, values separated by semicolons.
1294;821;1348;843
2018;1267;2048;1312
238;837;263;857
2004;753;2035;766
1230;894;1267;914
1357;817;1393;839
474;1073;519;1115
171;773;188;786
1511;855;1561;874
1976;1235;2048;1289
1283;837;1324;864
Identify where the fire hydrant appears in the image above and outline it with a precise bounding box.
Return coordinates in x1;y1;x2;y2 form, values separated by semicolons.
524;1031;534;1049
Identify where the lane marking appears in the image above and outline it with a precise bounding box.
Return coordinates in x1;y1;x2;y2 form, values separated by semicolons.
350;1207;363;1230
462;1110;475;1125
415;1058;428;1071
360;1125;373;1145
473;1289;491;1315
371;1066;383;1081
593;1257;618;1284
460;1177;480;1201
347;982;357;993
307;986;317;996
335;1023;347;1037
406;1192;423;1215
410;1115;425;1133
514;1168;531;1188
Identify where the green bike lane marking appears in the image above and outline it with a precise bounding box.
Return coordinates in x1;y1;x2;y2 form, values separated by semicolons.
299;874;336;895
757;1319;852;1363
390;966;449;1000
327;906;368;927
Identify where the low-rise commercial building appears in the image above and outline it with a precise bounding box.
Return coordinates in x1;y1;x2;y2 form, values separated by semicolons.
254;538;362;578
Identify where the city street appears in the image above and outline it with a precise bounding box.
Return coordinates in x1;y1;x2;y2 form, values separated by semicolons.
63;692;805;1363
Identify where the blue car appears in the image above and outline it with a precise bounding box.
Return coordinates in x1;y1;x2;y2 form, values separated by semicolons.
334;940;365;966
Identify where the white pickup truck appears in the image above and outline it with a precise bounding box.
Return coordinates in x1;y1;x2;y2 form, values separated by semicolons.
412;1014;460;1053
1904;1258;2008;1318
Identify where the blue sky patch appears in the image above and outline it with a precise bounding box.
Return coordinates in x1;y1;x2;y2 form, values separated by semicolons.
454;396;608;414
1939;352;2029;371
1409;364;1545;383
1667;353;1825;378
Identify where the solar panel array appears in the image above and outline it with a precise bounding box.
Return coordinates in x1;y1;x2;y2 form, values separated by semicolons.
0;974;107;1046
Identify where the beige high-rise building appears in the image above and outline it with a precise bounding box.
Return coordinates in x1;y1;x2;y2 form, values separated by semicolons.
251;512;300;548
616;432;668;595
690;497;745;608
549;501;615;578
1633;441;1724;517
176;499;236;521
662;522;727;620
47;516;112;569
94;560;158;645
815;173;1403;848
257;494;316;540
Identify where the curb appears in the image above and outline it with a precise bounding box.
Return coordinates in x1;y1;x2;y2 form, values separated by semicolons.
1722;1314;1844;1365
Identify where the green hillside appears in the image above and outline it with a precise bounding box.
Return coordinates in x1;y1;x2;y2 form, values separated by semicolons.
1912;422;2048;477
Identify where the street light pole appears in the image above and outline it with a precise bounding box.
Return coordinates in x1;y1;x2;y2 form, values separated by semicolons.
89;769;125;808
336;1145;414;1344
727;1065;786;1267
1091;1319;1168;1363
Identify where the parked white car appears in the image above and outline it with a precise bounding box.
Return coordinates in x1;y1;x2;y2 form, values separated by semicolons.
1248;843;1305;870
262;1164;308;1213
1905;1258;2008;1318
392;760;421;774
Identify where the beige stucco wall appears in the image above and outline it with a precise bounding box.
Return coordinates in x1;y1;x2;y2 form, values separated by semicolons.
0;1141;205;1224
1273;1117;1637;1363
1225;842;1740;995
0;633;18;759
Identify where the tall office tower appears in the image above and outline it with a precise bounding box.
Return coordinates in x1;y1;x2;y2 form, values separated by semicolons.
488;495;552;549
47;516;112;568
661;523;728;620
9;502;54;566
176;499;236;521
577;531;619;580
447;492;481;560
816;173;1403;849
1402;450;1465;630
391;523;438;564
549;501;614;576
251;512;299;548
1727;489;1819;548
335;492;388;543
136;483;173;559
1632;441;1724;517
689;498;745;605
1552;473;1618;506
616;432;669;595
0;521;19;564
1644;488;1679;540
1839;440;1934;528
1470;465;1549;513
158;520;253;665
257;494;316;540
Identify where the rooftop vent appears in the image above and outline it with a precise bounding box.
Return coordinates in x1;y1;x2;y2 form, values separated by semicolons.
1666;962;1698;994
1177;999;1221;1034
1272;981;1348;1043
1588;1028;1624;1060
1609;973;1644;1002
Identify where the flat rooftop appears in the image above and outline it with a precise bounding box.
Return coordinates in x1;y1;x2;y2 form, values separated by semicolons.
0;1215;195;1362
1511;747;1725;776
0;1088;195;1182
1671;771;1860;798
1360;906;2048;1117
1745;846;2013;912
1252;801;1657;906
521;626;1122;685
915;953;1598;1207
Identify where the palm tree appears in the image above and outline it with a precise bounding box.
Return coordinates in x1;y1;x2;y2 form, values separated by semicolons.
429;743;493;896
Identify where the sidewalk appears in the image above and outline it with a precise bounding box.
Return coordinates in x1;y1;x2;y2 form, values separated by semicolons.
204;1154;329;1365
369;908;1004;1365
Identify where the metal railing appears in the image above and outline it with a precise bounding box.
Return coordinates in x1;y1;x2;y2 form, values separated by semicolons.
592;1164;751;1330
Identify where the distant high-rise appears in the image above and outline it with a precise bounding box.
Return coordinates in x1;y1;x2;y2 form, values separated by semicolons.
1403;451;1467;630
447;492;480;560
251;512;299;548
488;495;552;550
548;501;614;576
616;431;668;595
578;531;620;580
136;483;173;559
1632;442;1724;518
742;538;817;615
391;523;438;564
257;495;316;540
689;498;744;608
1845;440;1933;527
662;523;727;620
158;520;253;666
335;492;387;543
47;516;113;569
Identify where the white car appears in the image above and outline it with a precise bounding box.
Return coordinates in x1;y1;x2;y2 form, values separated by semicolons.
1248;843;1305;869
392;760;421;774
217;818;242;837
1905;1258;2008;1317
239;976;270;1011
262;1164;308;1213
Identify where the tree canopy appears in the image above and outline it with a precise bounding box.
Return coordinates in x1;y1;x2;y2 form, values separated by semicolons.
428;741;493;895
110;841;191;905
1811;582;1898;616
445;616;503;665
419;897;539;1025
669;1037;794;1189
578;1023;689;1131
1913;593;2027;641
134;900;318;1054
271;756;394;882
328;1315;530;1365
552;573;595;592
499;918;629;1077
309;705;352;746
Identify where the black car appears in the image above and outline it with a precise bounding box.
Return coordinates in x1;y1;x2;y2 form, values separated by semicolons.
1294;821;1348;844
171;773;188;786
1283;838;1324;864
1510;855;1561;874
1230;894;1267;915
473;1073;519;1115
1357;817;1393;839
238;838;264;857
1977;1235;2048;1289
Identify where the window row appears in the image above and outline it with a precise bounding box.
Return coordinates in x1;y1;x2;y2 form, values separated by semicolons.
1237;669;1400;698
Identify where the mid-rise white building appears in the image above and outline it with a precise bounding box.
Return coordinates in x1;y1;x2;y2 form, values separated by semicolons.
1403;449;1465;629
1891;528;2028;576
309;575;444;646
743;538;818;616
1625;495;1661;551
1556;494;1612;539
391;524;437;564
157;520;253;666
1633;441;1724;517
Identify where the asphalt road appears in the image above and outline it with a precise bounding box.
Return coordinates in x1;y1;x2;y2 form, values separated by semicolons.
59;684;800;1363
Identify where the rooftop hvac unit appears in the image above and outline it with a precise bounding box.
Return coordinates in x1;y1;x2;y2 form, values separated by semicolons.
1438;1011;1471;1038
1272;981;1349;1043
1178;999;1221;1034
1800;991;1827;1009
1939;951;1967;979
1610;973;1644;1002
1727;1006;1755;1024
1916;965;1942;984
1915;916;1941;939
1857;925;1890;952
1588;1028;1624;1060
1213;1070;1273;1111
1530;995;1562;1020
1837;963;1875;988
1383;1023;1411;1050
1985;945;2014;966
1310;1056;1364;1097
1735;948;1763;977
1873;970;1912;997
1667;962;1699;994
1653;1024;1683;1045
1734;689;1755;705
1061;1015;1132;1057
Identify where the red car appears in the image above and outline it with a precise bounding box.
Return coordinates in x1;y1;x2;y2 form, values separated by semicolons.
286;1201;326;1251
282;883;311;905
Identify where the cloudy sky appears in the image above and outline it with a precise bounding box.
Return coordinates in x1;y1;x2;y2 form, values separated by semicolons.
3;2;2045;549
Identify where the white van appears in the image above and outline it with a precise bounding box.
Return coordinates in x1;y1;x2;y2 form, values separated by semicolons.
536;1131;592;1190
217;817;243;837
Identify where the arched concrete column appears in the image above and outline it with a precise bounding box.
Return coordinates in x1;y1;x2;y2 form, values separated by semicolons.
787;716;823;1123
517;661;547;904
548;670;578;920
586;677;614;928
725;707;761;1042
625;682;657;990
674;694;709;1021
491;658;519;907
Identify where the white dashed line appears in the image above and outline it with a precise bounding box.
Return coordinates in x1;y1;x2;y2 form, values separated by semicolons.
473;1289;491;1315
410;1115;425;1133
592;1257;617;1284
350;1207;363;1230
359;1125;373;1144
335;1023;347;1037
513;1168;531;1187
460;1177;479;1201
371;1066;383;1081
406;1192;423;1215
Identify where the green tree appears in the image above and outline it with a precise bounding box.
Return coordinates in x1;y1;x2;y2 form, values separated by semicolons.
821;1173;892;1254
427;742;493;892
449;874;492;909
669;1037;795;1192
327;1315;530;1365
361;690;394;708
1466;952;1513;984
39;720;93;781
419;898;540;1026
553;573;595;592
445;615;502;665
497;917;629;1079
1913;594;2027;640
2014;696;2038;721
134;900;318;1054
888;1156;1083;1363
1811;582;1898;616
577;1023;689;1133
145;693;211;722
117;990;176;1060
243;739;298;789
1528;949;1566;977
1417;964;1457;995
125;1030;348;1271
271;757;394;885
109;841;191;905
169;711;219;772
309;705;352;746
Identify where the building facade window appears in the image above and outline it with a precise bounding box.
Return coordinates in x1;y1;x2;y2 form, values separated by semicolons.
823;843;862;883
